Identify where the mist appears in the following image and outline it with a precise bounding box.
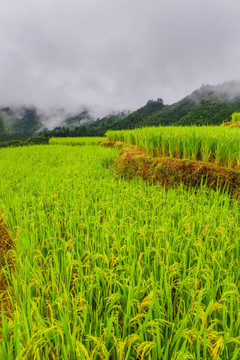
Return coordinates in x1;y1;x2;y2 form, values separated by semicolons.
187;80;240;104
1;0;240;118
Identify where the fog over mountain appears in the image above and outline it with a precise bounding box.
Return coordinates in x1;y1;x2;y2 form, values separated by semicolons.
38;107;96;130
189;81;240;104
1;80;240;141
1;0;240;119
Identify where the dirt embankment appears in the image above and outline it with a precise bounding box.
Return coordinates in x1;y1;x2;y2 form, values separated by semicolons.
0;216;14;322
221;120;240;127
100;140;240;196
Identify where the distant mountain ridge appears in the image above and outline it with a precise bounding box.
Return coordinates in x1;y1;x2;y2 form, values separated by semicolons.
0;106;95;140
0;106;42;137
112;81;240;129
1;80;240;140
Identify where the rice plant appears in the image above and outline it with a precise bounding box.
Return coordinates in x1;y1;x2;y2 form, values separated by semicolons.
0;144;239;359
106;126;240;168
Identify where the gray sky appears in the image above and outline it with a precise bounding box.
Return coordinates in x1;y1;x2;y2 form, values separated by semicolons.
0;0;240;115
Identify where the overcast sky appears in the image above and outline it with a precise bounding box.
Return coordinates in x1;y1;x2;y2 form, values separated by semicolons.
0;0;240;115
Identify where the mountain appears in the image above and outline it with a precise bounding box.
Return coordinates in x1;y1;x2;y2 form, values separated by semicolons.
43;111;129;138
57;81;240;137
0;116;7;135
0;106;43;140
39;107;95;130
111;81;240;129
62;109;94;128
1;81;240;141
149;82;240;126
0;106;95;141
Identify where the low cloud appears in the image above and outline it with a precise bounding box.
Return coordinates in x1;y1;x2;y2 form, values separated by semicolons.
0;0;240;118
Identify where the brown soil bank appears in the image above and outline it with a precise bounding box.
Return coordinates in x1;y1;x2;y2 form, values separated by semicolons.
102;141;240;196
0;216;14;321
221;120;240;127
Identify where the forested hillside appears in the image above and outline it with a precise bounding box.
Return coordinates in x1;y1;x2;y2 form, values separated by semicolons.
113;82;240;128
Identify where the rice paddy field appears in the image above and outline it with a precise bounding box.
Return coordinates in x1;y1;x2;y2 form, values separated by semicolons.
0;129;240;359
106;126;240;169
49;137;104;146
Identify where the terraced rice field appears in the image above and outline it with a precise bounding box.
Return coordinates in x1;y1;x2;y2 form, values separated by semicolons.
106;126;240;169
0;135;239;359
